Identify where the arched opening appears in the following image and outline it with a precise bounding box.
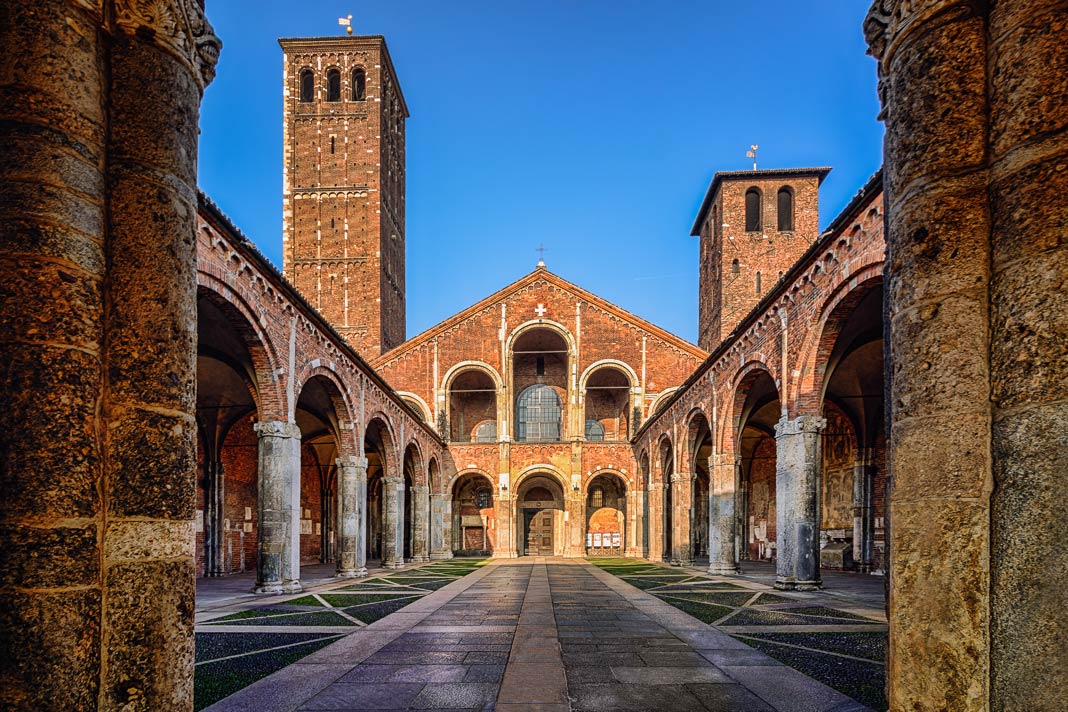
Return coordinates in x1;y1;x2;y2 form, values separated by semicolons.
448;368;497;443
295;375;350;571
196;290;262;579
326;68;341;102
732;258;740;275
516;474;565;556
351;67;366;100
512;328;569;441
299;68;314;102
689;413;713;563
736;369;781;563
817;282;885;573
451;472;495;556
583;366;631;441
400;395;432;425
777;186;794;231
659;438;674;561
401;444;421;562
364;418;393;564
745;187;762;232
585;473;627;556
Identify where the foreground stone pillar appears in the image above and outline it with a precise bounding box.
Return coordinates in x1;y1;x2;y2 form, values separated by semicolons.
646;482;664;562
670;473;693;566
708;454;738;575
866;1;1068;707
382;476;404;568
429;492;453;559
412;484;430;562
0;2;218;709
335;456;367;577
852;450;875;573
774;415;825;590
254;421;302;593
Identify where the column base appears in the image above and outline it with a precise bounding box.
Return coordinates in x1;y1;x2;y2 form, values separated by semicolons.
707;563;739;576
794;579;823;591
492;550;519;559
411;555;430;563
429;551;453;560
336;568;361;578
384;558;404;569
253;582;284;595
774;577;796;591
282;580;302;593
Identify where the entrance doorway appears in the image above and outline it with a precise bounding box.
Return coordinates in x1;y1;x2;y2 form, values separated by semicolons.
526;510;554;555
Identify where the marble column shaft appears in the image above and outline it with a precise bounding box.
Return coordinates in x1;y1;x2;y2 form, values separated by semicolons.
774;414;825;590
851;451;875;572
708;454;738;575
429;493;453;559
412;484;430;562
382;476;404;568
335;455;367;577
254;421;302;593
670;473;693;566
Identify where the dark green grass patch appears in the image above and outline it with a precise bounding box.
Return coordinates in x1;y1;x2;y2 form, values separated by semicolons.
621;576;694;590
741;631;887;663
386;578;454;591
782;606;876;622
751;592;793;605
318;592;416;607
735;635;887;711
661;591;760;607
210;610;356;627
654;595;735;624
346;597;424;624
283;595;325;607
194;632;331;663
208;607;315;623
719;608;859;627
194;635;341;710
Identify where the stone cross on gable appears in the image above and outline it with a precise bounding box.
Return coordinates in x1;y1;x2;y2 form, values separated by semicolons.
535;304;547;317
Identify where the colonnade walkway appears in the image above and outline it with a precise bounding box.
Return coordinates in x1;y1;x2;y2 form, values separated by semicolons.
198;559;884;711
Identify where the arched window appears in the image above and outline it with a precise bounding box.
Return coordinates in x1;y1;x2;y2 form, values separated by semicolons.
476;488;492;509
516;384;562;442
585;419;605;442
756;271;762;295
731;259;740;275
745;188;762;232
591;486;604;508
299;69;314;102
326;68;341;102
352;68;366;100
474;421;497;443
777;186;794;231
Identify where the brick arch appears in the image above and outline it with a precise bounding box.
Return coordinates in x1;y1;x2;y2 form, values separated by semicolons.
637;450;651;490
196;277;285;420
790;265;884;415
686;408;713;468
403;440;425;486
447;467;494;496
582;468;630;493
364;414;399;475
505;318;577;357
442;360;503;391
655;434;675;484
295;367;358;457
723;361;780;458
579;359;639;391
427;457;443;494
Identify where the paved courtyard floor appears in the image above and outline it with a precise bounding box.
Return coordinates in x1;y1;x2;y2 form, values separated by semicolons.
198;558;884;712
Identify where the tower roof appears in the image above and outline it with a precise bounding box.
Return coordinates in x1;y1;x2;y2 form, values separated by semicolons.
690;167;832;236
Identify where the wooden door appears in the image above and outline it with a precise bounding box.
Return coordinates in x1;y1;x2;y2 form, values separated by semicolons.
526;510;554;555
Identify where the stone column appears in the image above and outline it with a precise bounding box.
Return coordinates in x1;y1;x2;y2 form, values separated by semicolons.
565;490;584;557
646;482;663;562
412;484;430;562
204;457;226;576
851;450;875;573
0;2;219;707
708;454;738;575
254;421;302;593
774;414;825;590
670;473;693;566
382;476;404;568
429;493;453;559
866;2;1068;707
625;489;644;558
335;455;366;577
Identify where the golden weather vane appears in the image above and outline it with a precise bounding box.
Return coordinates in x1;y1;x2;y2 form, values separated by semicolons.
338;14;353;36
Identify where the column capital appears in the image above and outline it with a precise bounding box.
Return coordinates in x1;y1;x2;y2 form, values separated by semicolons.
336;455;368;470
413;484;430;493
254;420;301;440
774;414;827;438
110;0;222;90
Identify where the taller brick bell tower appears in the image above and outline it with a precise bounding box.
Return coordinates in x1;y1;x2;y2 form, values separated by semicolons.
279;35;408;356
691;167;829;351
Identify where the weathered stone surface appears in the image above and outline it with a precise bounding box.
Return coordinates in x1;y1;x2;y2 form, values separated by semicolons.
889;500;988;711
102;560;196;712
989;155;1068;269
889;413;989;501
105;520;196;562
0;589;101;710
107;408;197;519
0;258;102;349
0;523;98;588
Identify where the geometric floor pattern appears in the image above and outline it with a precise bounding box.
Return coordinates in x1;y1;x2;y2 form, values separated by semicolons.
590;559;888;710
194;560;487;710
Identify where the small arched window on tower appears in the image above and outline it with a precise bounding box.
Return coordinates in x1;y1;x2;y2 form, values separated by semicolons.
326;68;341;102
756;271;762;295
352;68;366;101
745;188;762;232
299;69;314;102
777;186;794;231
731;259;740;275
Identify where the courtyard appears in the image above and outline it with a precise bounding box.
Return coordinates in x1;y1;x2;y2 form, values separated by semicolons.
195;559;886;711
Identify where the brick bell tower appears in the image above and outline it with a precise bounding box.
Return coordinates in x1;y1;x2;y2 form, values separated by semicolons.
692;167;830;351
279;34;408;356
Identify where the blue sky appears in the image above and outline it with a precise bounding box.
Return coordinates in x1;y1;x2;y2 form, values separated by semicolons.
198;1;883;345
